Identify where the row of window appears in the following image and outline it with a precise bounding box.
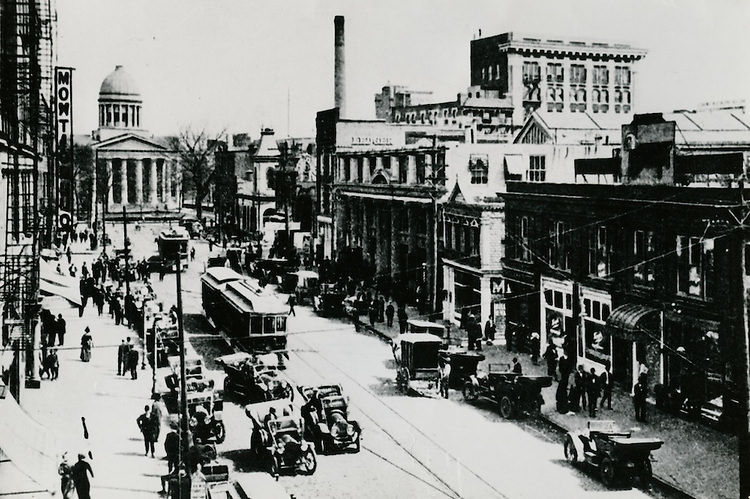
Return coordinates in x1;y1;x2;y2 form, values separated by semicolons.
488;61;633;86
511;219;715;300
468;154;546;184
338;152;446;185
443;219;480;257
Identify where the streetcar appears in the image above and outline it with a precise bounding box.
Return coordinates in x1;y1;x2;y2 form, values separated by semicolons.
201;267;245;322
201;269;288;353
157;228;189;271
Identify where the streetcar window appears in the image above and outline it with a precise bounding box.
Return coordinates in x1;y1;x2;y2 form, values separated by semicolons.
263;316;276;334
276;316;287;332
250;316;263;335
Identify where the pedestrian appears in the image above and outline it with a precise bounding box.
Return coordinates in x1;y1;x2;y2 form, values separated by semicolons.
80;327;92;362
70;453;93;499
439;355;451;399
556;379;569;414
209;238;214;252
397;306;408;334
69;263;77;278
287;293;296;316
136;405;158;457
56;314;66;346
471;316;483;351
586;367;600;418
633;373;648;422
599;360;613;410
530;331;540;364
512;357;523;374
190;246;196;261
543;342;559;381
569;365;585;412
484;315;496;345
368;299;377;327
128;345;139;379
66;246;72;264
505;325;514;352
49;349;59;380
81;262;89;279
385;300;395;328
164;425;180;472
117;339;128;375
559;352;573;385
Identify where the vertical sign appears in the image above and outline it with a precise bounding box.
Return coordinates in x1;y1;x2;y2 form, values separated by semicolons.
55;67;74;224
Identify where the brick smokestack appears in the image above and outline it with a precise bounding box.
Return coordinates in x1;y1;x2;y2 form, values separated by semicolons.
334;15;346;117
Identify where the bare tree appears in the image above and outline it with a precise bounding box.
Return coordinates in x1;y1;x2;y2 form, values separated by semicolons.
168;127;225;221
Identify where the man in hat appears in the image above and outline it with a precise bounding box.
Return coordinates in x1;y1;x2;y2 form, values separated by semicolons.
439;353;452;399
70;453;93;499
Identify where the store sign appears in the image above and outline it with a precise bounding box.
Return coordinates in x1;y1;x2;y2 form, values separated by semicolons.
490;278;503;295
55;67;74;213
351;136;393;146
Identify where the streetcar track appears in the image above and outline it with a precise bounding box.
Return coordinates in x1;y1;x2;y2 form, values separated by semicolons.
290;333;510;499
287;343;460;499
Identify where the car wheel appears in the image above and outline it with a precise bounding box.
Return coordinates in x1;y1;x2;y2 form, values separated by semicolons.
301;449;317;475
564;436;578;464
600;457;616;487
269;455;280;476
223;378;232;400
319;438;327;455
462;382;478;402
213;421;226;444
634;458;652;487
499;395;514;419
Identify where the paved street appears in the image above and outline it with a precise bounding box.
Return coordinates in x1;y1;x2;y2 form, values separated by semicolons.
12;221;677;498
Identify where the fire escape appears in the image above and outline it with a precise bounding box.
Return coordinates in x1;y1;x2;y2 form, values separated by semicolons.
0;0;55;399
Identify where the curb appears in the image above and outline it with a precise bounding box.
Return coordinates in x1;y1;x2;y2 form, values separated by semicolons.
357;317;696;499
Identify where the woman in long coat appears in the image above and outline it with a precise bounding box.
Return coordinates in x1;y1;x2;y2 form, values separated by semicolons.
80;327;93;362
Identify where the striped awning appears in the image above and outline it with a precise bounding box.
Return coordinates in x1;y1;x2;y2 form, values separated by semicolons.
605;303;660;342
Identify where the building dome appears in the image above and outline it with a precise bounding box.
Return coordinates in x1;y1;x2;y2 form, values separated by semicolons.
99;65;141;102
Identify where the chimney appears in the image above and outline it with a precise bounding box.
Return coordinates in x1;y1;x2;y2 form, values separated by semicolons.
334;15;346;117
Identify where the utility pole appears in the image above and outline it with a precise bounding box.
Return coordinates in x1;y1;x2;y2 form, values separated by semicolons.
738;179;750;499
175;255;190;495
123;207;130;298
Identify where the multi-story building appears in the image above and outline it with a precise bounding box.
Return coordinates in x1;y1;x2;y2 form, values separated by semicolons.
374;85;433;122
380;32;646;143
439;110;623;332
501;109;750;425
316;109;447;306
88;66;180;217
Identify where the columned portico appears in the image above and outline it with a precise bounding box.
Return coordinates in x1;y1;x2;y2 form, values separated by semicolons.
94;146;178;214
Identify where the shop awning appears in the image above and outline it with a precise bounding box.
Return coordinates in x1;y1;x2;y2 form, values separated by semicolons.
605;303;660;342
0;394;58;497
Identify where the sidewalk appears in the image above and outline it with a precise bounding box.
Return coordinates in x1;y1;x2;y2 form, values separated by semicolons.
10;228;291;498
359;304;737;499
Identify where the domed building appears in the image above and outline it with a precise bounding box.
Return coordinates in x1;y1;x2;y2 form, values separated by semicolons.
90;65;181;214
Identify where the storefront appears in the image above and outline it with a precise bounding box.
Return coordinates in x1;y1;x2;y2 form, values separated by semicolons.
579;288;612;370
539;276;573;357
604;303;661;389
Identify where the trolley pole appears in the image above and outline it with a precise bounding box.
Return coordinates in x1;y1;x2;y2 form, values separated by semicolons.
175;255;190;495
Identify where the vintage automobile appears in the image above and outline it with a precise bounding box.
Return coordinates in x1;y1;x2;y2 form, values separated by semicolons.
564;420;663;488
392;333;443;397
462;363;552;418
313;283;347;317
298;384;361;454
280;270;319;305
160;378;226;444
216;352;294;403
245;400;316;476
406;319;446;337
438;349;485;389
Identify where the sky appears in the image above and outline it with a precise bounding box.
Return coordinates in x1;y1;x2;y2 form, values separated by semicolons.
56;0;750;139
